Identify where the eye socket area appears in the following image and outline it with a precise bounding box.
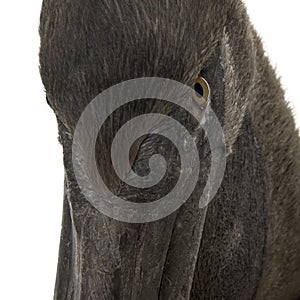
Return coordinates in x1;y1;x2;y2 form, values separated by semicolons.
193;76;210;106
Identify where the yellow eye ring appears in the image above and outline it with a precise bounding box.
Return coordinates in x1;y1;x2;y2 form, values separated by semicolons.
193;76;210;106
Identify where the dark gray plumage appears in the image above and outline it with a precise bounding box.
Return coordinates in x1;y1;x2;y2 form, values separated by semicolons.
39;1;300;299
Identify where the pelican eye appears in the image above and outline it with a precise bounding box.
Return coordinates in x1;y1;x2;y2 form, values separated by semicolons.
193;76;210;106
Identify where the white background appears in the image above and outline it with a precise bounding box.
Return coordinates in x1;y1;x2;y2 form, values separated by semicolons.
0;1;299;299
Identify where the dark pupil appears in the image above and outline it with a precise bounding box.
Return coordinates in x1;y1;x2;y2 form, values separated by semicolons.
194;83;204;98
